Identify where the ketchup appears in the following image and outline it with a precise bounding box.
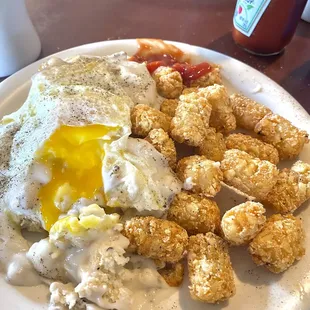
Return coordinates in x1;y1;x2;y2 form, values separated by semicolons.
130;38;213;86
232;0;307;56
172;63;212;86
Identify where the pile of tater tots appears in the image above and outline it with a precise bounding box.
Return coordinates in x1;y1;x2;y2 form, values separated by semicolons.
124;62;309;303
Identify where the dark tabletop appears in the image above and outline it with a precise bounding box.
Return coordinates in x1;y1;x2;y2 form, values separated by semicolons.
2;0;310;113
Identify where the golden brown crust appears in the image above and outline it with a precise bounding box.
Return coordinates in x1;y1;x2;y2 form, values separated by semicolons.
254;113;309;159
225;133;279;164
229;93;271;131
131;104;171;137
170;90;212;146
158;262;184;287
176;155;223;197
189;67;223;87
292;160;310;203
145;128;177;169
264;169;301;213
188;233;236;303
220;149;279;200
206;84;236;133
167;191;220;235
160;99;179;117
180;85;236;133
249;214;305;273
263;164;310;213
182;87;199;95
198;127;226;161
123;216;188;263
152;66;183;99
221;201;266;245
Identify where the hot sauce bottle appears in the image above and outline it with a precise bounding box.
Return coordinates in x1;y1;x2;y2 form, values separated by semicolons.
232;0;307;56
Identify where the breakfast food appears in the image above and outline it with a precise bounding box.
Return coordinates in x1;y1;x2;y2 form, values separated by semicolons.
264;161;310;213
170;89;212;146
249;214;305;273
0;38;309;309
187;233;236;303
220;149;279;200
160;98;179;117
176;155;223;197
3;53;139;231
221;202;266;245
28;204;173;309
225;133;279;164
145;128;177;169
292;160;310;201
198;127;226;161
263;169;302;213
254;113;309;159
177;84;236;133
152;66;183;98
189;66;222;87
182;87;199;95
29;204;130;308
0;49;185;309
292;160;310;177
158;262;184;287
229;93;272;130
130;103;171;137
123;216;188;263
204;84;236;133
102;137;181;212
167;191;221;235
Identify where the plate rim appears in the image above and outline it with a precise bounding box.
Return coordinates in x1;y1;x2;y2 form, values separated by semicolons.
1;38;310;310
0;38;309;120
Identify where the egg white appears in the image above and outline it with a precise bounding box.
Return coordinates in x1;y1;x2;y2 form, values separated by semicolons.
0;52;173;231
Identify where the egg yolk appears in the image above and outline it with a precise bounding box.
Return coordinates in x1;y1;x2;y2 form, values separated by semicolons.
36;125;117;230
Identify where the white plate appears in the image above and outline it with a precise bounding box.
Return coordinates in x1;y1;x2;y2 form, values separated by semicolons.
0;39;310;310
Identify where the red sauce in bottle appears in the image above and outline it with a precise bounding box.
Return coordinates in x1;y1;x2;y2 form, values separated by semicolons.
130;39;213;86
232;0;307;55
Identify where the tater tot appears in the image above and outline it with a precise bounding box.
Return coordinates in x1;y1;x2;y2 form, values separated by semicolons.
152;66;183;99
221;202;266;245
264;164;310;213
225;133;279;164
167;191;220;235
189;66;223;87
188;233;236;303
123;216;188;263
158;262;184;287
292;160;310;177
292;160;310;202
182;87;199;95
229;93;272;131
170;91;212;146
181;84;236;133
145;128;177;169
160;99;179;117
131;104;171;137
254;113;309;159
249;214;305;273
264;169;301;214
176;155;223;197
220;149;279;200
198;127;226;161
204;84;236;133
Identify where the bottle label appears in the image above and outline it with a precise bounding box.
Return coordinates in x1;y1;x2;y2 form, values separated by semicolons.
233;0;271;37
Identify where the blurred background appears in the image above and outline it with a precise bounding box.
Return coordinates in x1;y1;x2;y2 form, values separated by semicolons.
4;0;310;111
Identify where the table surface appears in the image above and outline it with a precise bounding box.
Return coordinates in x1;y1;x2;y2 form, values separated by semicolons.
2;0;310;113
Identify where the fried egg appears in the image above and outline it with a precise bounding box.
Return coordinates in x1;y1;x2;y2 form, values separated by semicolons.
103;136;182;212
49;204;121;245
0;52;178;231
